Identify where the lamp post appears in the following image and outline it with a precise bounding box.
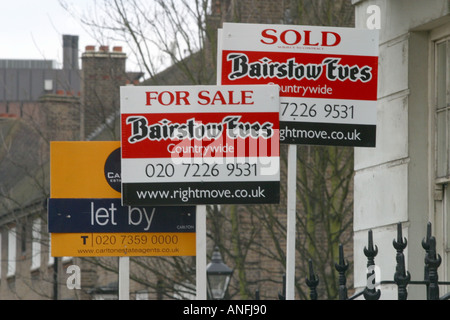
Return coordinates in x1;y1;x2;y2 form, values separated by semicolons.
206;246;233;300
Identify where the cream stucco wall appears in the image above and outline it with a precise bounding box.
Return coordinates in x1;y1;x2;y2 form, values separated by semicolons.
352;0;450;299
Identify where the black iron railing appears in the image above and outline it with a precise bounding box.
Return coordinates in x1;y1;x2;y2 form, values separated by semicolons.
302;222;450;300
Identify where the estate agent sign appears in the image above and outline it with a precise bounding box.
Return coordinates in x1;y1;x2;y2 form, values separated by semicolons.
120;85;280;206
49;141;195;257
219;23;379;147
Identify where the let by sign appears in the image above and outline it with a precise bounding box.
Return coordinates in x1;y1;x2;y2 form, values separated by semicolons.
48;141;195;257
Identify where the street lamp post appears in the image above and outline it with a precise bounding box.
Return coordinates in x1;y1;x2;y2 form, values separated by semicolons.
206;246;233;300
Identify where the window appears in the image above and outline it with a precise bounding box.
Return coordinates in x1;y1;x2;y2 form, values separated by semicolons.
44;79;53;91
31;218;41;271
435;39;449;179
48;236;54;266
135;291;149;300
7;227;16;278
433;30;450;287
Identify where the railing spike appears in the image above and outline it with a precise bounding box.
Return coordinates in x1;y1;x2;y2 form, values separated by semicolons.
393;222;410;300
363;229;381;300
305;259;319;300
422;222;432;299
422;221;432;250
335;244;349;300
364;229;378;258
425;237;442;300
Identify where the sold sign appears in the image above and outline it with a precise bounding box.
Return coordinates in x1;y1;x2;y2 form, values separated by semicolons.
219;23;379;147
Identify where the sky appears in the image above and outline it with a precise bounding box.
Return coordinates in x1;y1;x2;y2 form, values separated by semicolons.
0;0;110;67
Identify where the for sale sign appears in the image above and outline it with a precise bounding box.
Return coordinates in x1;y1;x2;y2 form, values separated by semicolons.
120;85;280;206
219;23;379;147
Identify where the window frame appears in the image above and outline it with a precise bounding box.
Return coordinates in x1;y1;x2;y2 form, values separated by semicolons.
7;226;16;278
31;218;41;271
430;23;450;288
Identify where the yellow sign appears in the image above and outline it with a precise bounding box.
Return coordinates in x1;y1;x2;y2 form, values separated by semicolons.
49;141;196;258
50;141;121;199
51;232;195;257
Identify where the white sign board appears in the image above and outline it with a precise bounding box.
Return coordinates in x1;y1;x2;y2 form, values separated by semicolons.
120;85;280;205
219;23;379;146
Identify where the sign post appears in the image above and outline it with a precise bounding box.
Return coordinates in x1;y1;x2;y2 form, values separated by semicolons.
220;23;379;147
120;85;280;206
49;141;196;257
120;85;280;299
196;205;207;300
219;22;379;299
49;141;196;299
119;256;130;300
286;144;297;300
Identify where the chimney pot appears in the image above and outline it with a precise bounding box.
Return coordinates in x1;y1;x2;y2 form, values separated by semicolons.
85;45;96;51
99;46;109;52
113;46;123;52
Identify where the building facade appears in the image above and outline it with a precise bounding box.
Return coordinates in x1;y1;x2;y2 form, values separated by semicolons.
353;0;450;299
0;36;143;299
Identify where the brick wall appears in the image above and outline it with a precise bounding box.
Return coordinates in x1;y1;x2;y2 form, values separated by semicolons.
39;91;81;142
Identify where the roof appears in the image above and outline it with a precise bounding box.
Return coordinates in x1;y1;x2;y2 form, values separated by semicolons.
0;67;81;101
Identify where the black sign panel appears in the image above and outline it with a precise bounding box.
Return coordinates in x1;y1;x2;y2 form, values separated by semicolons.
122;181;280;206
280;122;376;147
48;198;195;233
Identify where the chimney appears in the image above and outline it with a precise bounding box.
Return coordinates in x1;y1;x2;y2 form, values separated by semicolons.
81;44;127;139
39;91;82;141
63;35;79;70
